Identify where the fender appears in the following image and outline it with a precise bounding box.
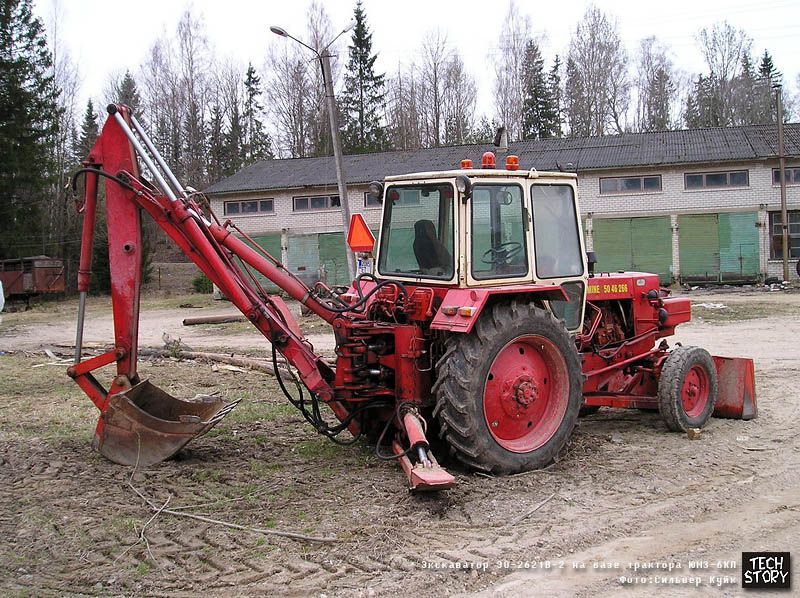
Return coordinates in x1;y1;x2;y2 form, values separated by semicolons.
430;285;568;333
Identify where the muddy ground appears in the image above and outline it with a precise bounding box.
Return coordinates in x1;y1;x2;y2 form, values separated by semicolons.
0;288;798;597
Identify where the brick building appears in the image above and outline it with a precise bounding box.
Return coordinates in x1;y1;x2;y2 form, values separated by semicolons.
205;123;800;286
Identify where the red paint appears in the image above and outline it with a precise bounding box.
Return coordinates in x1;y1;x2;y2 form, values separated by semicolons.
430;285;567;333
68;105;756;493
681;364;710;417
483;335;569;453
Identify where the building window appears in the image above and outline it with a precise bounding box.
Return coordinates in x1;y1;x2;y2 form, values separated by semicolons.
772;167;800;185
684;170;749;190
293;195;340;211
223;198;274;216
364;191;381;207
599;175;662;194
769;211;800;259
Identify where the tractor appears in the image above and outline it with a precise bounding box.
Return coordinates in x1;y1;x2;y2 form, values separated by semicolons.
67;105;756;491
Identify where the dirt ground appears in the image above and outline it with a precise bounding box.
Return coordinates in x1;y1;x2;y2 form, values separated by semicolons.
0;288;798;597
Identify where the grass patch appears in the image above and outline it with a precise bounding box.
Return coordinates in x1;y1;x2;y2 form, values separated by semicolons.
134;562;152;577
225;399;295;425
190;468;224;483
692;301;798;323
294;438;342;460
249;460;284;477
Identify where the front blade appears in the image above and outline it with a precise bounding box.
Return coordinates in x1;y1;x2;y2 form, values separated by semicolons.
712;356;757;420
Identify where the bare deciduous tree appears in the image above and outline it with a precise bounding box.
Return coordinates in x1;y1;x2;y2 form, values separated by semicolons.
442;53;476;145
492;0;531;141
564;5;629;136
265;44;314;158
141;37;183;175
634;37;677;131
386;64;422;150
306;1;339;156
696;21;752;126
177;10;210;186
47;0;82;286
418;31;453;147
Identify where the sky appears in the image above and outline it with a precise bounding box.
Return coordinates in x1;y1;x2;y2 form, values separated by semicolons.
33;0;800;124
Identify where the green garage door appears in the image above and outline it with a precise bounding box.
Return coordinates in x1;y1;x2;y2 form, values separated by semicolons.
318;232;350;287
678;212;758;283
678;214;719;283
248;233;282;292
592;218;632;273
592;217;672;284
719;212;759;282
287;234;320;287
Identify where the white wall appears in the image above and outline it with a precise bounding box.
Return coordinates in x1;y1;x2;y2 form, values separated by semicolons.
209;159;800;280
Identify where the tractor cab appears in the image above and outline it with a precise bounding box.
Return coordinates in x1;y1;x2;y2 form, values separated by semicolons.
368;153;589;330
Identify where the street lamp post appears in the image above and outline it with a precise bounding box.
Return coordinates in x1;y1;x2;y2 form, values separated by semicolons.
270;23;357;280
774;83;790;281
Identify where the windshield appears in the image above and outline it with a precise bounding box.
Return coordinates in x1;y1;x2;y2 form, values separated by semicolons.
471;183;528;279
377;183;455;279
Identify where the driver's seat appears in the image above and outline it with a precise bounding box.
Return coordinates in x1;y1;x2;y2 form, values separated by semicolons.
413;219;451;273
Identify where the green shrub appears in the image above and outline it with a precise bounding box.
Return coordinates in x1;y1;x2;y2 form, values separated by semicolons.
192;273;213;294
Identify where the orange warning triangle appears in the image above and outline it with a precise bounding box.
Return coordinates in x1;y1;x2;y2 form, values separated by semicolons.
347;213;375;252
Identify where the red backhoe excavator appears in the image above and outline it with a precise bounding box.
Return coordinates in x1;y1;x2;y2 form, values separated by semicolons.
67;105;756;491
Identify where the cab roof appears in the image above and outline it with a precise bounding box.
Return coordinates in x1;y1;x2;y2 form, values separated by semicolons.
384;168;578;182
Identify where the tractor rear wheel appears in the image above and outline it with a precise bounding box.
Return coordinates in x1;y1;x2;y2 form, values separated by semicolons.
658;346;717;431
433;301;583;474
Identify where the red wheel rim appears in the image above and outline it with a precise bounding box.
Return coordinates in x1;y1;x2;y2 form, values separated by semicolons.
681;364;710;418
483;335;569;453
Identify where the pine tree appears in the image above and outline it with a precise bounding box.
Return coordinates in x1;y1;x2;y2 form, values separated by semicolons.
207;103;225;182
465;116;502;144
758;50;779;82
685;74;723;128
521;40;559;139
243;63;273;164
754;50;779;124
74;99;99;164
547;55;563;138
115;70;142;114
733;52;757;125
0;0;61;258
70;99;112;292
223;100;244;176
341;1;386;153
645;67;673;130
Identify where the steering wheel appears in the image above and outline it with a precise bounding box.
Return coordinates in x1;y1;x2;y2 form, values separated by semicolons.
481;241;523;265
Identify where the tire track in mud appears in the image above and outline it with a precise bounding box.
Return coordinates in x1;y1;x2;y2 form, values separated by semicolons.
2;293;799;596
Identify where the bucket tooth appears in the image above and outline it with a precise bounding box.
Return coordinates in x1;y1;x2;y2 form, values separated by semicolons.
92;380;239;467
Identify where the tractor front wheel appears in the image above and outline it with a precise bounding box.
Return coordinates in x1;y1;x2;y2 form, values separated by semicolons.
658;346;718;431
433;301;583;474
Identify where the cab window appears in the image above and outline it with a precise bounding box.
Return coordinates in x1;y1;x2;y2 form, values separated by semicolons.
531;184;583;278
377;184;454;279
470;184;528;280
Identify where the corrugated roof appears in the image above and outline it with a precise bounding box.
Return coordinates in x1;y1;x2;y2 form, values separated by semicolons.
205;123;800;194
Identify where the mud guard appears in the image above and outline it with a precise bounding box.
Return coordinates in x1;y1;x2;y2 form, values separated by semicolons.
712;356;757;420
93;380;239;467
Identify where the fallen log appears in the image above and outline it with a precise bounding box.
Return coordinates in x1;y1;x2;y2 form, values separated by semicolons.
138;348;287;376
182;314;247;326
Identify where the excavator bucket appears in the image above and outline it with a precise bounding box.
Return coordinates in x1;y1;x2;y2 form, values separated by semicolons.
93;380;240;467
712;356;757;420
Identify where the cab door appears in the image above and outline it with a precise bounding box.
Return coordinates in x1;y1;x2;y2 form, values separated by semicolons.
529;181;587;332
466;181;532;286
